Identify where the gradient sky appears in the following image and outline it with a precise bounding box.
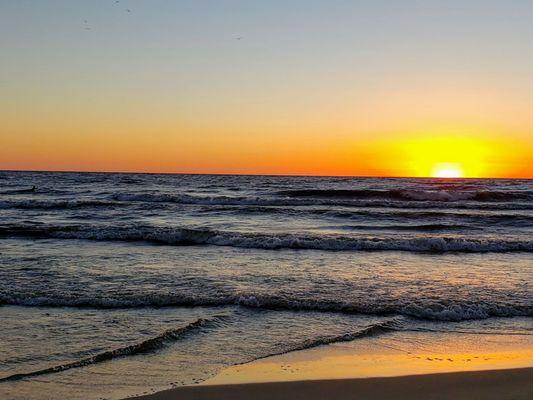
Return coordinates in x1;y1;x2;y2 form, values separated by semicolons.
1;0;532;177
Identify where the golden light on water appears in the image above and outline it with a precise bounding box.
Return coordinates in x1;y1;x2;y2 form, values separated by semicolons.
431;163;464;178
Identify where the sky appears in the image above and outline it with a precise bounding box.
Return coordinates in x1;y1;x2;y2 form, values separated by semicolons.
1;0;532;177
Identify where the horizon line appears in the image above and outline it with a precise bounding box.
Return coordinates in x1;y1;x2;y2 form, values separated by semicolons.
1;168;531;180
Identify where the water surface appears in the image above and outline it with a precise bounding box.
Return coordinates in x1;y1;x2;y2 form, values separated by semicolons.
0;172;531;399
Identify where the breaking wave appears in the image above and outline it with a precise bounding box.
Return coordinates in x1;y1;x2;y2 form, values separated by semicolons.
1;224;531;253
0;317;399;383
1;193;531;211
2;293;530;322
0;316;222;382
252;319;400;361
201;206;533;226
331;223;474;232
108;192;533;211
278;189;533;202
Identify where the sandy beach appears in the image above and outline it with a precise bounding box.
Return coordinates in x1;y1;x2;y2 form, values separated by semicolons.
132;368;533;400
129;330;533;400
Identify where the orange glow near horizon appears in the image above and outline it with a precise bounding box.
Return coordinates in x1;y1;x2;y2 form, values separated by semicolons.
0;106;531;178
362;129;531;179
0;127;531;178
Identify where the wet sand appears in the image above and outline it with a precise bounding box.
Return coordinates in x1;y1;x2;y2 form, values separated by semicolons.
129;331;533;400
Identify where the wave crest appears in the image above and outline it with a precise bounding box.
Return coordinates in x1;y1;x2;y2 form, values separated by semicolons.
2;293;530;322
252;319;400;361
278;189;532;202
1;224;531;253
0;199;119;210
0;316;223;382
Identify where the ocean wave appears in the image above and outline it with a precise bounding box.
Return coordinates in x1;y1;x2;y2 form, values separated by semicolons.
252;319;400;361
2;293;530;322
278;189;533;202
0;317;399;383
0;188;37;195
111;192;294;206
332;223;476;231
0;316;222;382
0;199;120;210
408;327;533;336
109;192;533;210
1;224;531;253
1;196;532;213
203;206;533;225
0;187;73;196
236;296;532;321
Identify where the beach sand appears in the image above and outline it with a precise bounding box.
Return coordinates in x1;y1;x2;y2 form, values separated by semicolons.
130;331;533;400
132;368;533;400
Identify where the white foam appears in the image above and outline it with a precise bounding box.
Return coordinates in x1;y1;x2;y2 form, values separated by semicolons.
4;225;532;253
2;293;530;322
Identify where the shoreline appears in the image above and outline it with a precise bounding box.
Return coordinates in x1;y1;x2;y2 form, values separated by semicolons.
127;329;533;400
130;367;533;400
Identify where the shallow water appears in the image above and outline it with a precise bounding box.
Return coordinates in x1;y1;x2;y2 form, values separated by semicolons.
0;171;531;399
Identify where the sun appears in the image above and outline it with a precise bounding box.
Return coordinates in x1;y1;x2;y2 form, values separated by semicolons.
431;163;464;178
388;130;502;178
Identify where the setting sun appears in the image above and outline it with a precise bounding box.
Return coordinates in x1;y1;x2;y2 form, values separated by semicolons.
364;130;530;179
431;163;464;178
